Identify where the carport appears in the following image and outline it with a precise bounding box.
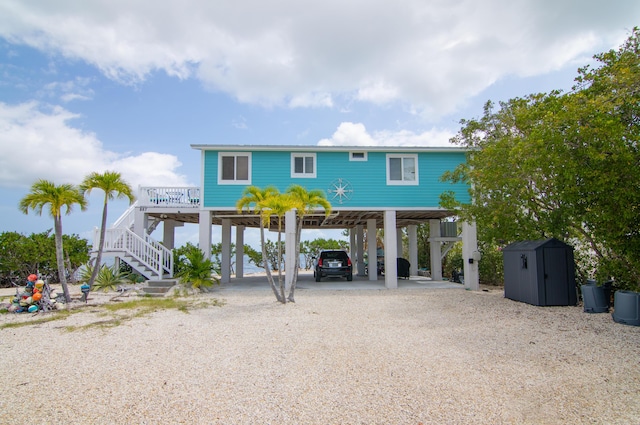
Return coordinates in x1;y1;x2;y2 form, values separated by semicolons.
189;207;480;291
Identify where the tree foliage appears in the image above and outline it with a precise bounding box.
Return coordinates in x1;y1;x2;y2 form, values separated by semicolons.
19;180;87;302
174;243;219;291
441;28;640;290
236;186;284;302
80;171;135;290
236;185;331;303
0;231;90;287
211;242;236;274
285;184;331;302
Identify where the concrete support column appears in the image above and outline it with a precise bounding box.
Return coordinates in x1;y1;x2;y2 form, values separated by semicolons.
396;228;404;258
356;225;365;276
163;219;176;249
198;210;212;260
133;207;147;238
462;221;480;291
429;219;442;280
349;228;356;265
285;209;297;294
235;225;245;278
221;219;232;284
383;210;398;289
367;219;377;281
408;224;418;276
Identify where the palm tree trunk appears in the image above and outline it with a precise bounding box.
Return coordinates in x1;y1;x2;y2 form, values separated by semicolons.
88;197;109;290
288;215;302;302
276;217;286;303
54;215;71;303
260;222;282;302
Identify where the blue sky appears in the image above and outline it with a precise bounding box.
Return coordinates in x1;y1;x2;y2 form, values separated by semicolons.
0;0;637;248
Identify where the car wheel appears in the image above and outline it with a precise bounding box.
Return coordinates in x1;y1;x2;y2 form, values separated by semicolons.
315;272;321;282
347;274;353;281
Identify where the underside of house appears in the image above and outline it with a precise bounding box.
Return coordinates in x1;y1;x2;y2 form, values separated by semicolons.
96;186;480;290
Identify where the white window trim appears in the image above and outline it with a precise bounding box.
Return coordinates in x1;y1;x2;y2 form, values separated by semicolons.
386;153;419;185
218;152;252;185
291;152;317;178
349;151;368;161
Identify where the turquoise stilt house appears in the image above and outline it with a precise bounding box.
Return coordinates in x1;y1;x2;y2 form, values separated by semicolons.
191;145;477;290
96;144;478;290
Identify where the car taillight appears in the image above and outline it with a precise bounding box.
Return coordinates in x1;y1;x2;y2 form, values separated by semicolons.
318;258;323;266
347;258;352;266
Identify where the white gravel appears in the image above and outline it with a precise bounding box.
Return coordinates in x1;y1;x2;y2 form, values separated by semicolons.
1;285;639;424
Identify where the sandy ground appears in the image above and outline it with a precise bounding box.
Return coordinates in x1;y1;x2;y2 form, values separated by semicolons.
1;279;639;424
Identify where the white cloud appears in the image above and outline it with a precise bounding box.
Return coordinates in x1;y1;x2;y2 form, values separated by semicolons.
356;80;399;105
0;101;190;189
318;122;374;146
318;122;455;147
42;77;95;103
0;0;636;116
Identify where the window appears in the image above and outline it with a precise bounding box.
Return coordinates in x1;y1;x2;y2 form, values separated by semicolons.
218;153;251;184
291;153;316;178
386;154;418;185
349;151;367;161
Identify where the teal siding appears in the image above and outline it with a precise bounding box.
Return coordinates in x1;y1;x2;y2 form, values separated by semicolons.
203;149;469;208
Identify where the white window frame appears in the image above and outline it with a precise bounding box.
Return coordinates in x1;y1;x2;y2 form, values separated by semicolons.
349;151;368;161
386;153;419;185
218;152;252;185
291;153;317;178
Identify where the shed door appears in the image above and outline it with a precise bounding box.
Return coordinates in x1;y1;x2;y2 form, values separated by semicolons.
543;247;568;305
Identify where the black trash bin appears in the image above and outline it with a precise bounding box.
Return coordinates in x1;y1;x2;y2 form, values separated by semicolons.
581;281;609;313
396;258;410;279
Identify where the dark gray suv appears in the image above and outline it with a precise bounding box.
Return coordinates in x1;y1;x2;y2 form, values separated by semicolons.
314;250;353;282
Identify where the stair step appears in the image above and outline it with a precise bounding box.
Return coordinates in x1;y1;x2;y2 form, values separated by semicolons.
147;279;178;288
140;279;178;297
144;287;172;294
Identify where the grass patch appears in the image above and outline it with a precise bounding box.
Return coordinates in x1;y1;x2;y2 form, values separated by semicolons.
0;309;76;330
1;296;225;331
103;297;190;312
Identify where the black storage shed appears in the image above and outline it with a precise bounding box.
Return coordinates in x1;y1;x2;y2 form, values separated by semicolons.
503;238;577;306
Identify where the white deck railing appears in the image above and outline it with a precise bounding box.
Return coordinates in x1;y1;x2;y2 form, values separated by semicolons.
96;227;173;278
138;186;200;208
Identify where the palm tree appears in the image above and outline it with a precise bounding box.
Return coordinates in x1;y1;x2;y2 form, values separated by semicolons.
258;192;297;303
19;180;87;302
175;245;219;291
80;171;135;290
286;185;332;302
236;186;284;302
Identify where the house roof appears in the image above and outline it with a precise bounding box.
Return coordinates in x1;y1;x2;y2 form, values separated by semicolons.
191;144;468;153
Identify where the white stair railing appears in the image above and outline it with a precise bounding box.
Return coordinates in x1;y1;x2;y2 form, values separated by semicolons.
144;231;174;277
100;227;173;278
112;202;137;230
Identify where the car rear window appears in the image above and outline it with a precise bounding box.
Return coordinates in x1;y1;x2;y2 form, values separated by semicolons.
321;251;348;260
